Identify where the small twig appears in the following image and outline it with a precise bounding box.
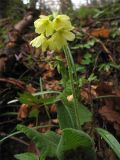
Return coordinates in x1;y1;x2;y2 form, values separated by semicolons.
0;119;17;125
93;51;101;72
94;95;120;99
99;16;120;22
98;40;115;63
0;88;9;95
0;77;25;90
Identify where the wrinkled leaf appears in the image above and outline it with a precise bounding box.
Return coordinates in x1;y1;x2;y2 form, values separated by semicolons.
17;125;60;159
57;128;96;160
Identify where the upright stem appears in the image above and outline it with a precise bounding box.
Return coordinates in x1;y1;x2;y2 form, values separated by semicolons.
63;44;81;129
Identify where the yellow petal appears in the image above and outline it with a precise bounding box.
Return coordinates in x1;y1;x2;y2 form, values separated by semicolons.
30;34;48;52
53;15;73;31
45;21;54;37
48;32;67;51
34;18;46;34
56;15;70;21
41;40;48;52
34;16;54;36
30;35;42;48
63;31;75;41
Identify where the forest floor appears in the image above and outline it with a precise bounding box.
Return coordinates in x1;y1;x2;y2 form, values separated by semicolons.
0;2;120;160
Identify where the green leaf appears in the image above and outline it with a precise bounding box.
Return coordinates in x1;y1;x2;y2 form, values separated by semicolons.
72;38;98;50
57;102;75;129
110;63;120;69
77;6;97;19
33;90;60;96
57;128;96;160
67;102;92;127
81;53;93;65
18;92;40;106
59;94;92;128
14;152;37;160
41;95;60;105
40;149;48;160
17;125;60;158
99;63;111;72
96;128;120;159
18;91;60;107
29;108;39;118
58;95;78;129
79;76;87;87
72;44;84;49
54;56;68;88
94;9;105;18
78;104;92;125
88;73;97;82
75;64;86;73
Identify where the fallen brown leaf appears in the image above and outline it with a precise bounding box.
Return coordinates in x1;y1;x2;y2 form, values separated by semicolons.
98;106;120;125
17;104;29;120
90;27;110;38
26;83;37;93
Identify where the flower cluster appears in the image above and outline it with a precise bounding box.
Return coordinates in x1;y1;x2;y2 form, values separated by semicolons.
30;14;75;52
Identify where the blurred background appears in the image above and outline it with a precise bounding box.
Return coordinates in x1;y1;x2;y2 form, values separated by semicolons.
0;0;119;19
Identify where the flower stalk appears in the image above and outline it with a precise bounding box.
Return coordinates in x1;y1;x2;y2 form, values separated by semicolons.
63;44;81;129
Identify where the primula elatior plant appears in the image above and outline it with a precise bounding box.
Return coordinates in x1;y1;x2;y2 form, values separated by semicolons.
31;13;83;130
14;13;96;160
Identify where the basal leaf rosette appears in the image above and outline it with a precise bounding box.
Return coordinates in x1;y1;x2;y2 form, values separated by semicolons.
30;14;75;52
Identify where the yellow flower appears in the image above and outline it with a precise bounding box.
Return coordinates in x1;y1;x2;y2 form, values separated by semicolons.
48;29;75;51
30;14;75;52
34;15;54;37
48;33;66;51
53;15;73;31
30;34;48;52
